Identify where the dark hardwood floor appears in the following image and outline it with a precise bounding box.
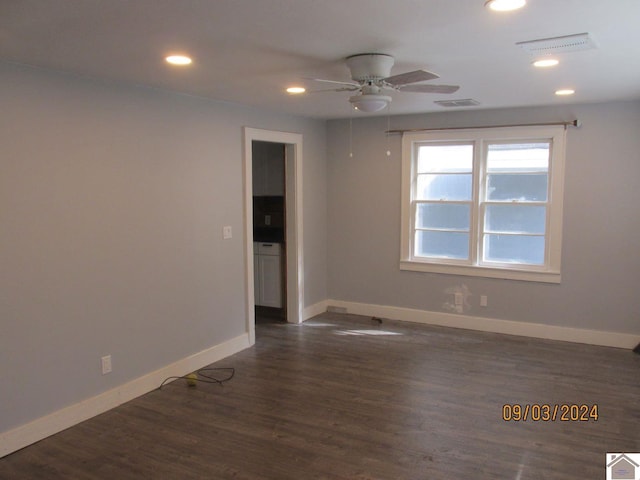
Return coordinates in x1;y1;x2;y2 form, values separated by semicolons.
1;312;639;479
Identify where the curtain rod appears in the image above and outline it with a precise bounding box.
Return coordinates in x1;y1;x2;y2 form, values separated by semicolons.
385;119;580;135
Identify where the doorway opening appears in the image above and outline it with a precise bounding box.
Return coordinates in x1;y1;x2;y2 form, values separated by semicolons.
252;141;286;324
243;128;304;345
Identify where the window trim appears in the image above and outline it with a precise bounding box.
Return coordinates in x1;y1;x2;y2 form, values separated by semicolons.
400;126;566;283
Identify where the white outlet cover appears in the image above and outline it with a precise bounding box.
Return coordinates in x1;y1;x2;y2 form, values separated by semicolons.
454;292;464;305
101;355;112;374
223;226;232;239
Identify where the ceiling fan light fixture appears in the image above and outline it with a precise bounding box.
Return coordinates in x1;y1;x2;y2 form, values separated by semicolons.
485;0;526;11
309;53;459;112
349;94;391;113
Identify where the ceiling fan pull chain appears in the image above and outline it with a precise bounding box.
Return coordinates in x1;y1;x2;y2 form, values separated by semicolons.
386;104;392;158
349;114;354;159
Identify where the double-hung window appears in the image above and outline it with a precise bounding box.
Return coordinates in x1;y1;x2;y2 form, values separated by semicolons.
401;126;566;283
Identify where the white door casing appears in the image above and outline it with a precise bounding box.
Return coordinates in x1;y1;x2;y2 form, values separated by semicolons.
243;128;304;345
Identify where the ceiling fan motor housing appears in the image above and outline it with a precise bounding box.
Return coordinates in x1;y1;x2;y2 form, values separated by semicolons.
346;53;394;82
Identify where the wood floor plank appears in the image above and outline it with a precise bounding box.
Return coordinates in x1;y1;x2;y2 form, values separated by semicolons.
1;312;639;479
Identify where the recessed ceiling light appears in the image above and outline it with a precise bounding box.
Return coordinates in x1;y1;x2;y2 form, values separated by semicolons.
165;55;192;66
533;58;559;68
286;86;306;94
485;0;526;11
555;89;575;96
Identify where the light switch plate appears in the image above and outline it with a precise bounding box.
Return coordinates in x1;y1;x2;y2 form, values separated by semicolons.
223;226;232;239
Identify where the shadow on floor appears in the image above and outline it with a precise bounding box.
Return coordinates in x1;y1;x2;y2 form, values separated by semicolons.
255;306;286;325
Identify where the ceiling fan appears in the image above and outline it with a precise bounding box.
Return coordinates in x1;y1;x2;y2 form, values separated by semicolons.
310;53;460;112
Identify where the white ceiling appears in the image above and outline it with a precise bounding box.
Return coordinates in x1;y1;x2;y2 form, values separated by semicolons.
1;0;639;119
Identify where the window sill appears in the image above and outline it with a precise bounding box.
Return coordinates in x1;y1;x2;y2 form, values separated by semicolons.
399;260;561;284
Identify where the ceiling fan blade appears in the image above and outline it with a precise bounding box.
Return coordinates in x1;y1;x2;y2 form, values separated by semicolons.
307;87;360;93
384;69;439;86
398;84;460;94
306;77;360;88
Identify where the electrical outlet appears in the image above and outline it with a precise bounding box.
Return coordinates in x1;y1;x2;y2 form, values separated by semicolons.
454;292;464;306
223;226;232;239
265;215;271;226
101;355;112;375
480;295;488;307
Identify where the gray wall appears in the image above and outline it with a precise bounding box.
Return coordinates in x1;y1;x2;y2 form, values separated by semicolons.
2;56;637;437
327;101;640;334
0;62;327;432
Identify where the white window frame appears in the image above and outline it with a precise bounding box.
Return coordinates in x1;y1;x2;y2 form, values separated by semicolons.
400;125;566;283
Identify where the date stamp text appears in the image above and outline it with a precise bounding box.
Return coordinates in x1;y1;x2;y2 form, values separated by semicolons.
502;403;598;422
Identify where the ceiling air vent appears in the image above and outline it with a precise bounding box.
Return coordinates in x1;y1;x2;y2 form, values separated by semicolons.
516;32;596;54
434;98;481;108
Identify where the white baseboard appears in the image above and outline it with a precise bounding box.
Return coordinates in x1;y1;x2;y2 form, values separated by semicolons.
302;300;329;321
0;333;251;458
327;299;640;350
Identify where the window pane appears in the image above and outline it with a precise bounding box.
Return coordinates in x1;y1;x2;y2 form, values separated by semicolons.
486;173;548;201
416;203;470;231
487;143;549;172
484;234;545;265
417;174;472;201
417;144;473;173
415;231;469;259
485;205;546;234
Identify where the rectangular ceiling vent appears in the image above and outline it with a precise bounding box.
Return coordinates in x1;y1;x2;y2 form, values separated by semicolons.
434;98;481;108
516;32;596;54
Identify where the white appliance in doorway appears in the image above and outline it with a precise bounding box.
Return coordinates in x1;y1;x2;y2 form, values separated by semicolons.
254;242;282;308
